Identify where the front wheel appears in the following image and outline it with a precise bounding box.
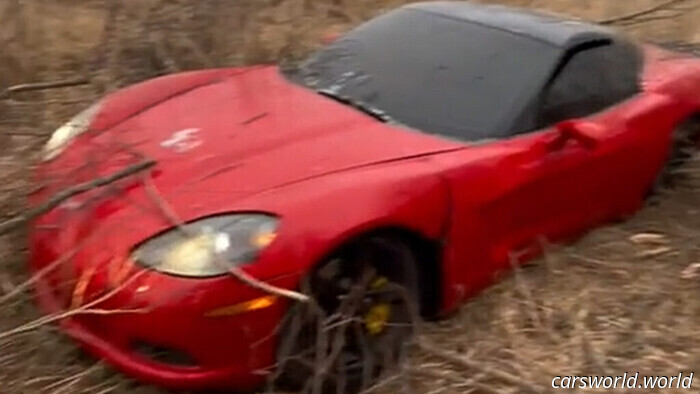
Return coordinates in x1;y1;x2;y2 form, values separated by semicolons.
274;235;420;393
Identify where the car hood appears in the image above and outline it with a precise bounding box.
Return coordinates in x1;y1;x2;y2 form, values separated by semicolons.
37;66;463;219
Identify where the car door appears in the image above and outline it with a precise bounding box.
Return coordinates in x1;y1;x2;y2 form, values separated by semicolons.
440;41;647;303
491;41;647;252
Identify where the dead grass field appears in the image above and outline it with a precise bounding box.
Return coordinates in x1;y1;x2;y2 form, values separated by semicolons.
2;0;700;393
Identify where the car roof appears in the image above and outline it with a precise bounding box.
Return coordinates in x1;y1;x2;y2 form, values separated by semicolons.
404;1;616;48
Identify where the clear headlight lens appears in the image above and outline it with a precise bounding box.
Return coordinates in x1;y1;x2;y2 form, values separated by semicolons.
132;214;279;278
43;101;102;162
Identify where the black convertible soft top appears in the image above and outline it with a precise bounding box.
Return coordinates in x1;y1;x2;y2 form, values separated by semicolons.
293;1;622;141
406;1;615;47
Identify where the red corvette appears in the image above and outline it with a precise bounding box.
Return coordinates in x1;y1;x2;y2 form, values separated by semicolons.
29;1;700;392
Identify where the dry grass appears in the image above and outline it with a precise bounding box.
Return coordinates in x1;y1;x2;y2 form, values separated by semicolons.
2;0;700;393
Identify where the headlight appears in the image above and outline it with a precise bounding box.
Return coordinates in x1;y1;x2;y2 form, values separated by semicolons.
132;214;279;277
43;101;102;162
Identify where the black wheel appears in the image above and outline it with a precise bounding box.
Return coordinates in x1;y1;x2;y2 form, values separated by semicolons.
273;235;420;394
649;116;700;198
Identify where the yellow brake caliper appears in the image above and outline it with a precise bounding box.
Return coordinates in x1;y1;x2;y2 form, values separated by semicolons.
364;276;391;336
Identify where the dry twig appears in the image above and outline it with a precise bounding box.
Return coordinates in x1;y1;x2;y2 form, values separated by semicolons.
0;78;90;100
418;340;544;393
0;231;102;305
0;271;148;342
0;159;155;236
599;0;690;25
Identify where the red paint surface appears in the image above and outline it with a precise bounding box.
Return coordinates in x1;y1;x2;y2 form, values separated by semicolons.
28;45;700;390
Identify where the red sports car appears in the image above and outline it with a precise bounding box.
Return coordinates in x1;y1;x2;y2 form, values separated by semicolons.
29;1;700;392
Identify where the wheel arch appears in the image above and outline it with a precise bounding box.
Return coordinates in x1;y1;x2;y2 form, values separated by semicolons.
686;111;700;123
309;225;444;319
650;111;700;196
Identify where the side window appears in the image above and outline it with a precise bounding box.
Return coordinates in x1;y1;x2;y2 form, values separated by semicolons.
538;41;641;128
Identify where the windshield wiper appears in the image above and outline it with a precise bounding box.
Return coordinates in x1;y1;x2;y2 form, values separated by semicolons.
317;88;393;123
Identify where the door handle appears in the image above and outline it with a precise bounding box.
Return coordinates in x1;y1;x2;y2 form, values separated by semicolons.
552;120;602;151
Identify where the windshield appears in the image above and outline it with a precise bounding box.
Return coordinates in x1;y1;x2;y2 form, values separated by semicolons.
292;8;560;141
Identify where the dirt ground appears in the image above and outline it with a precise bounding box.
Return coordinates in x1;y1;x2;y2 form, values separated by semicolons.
2;0;700;393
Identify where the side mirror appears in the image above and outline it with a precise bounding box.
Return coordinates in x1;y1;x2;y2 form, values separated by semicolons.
548;120;605;151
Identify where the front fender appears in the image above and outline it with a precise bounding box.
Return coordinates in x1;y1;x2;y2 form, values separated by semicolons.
242;157;450;277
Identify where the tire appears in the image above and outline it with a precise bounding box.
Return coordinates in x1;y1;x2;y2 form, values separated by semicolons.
274;235;420;394
649;116;700;198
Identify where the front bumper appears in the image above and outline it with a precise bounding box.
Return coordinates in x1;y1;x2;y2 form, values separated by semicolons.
30;232;299;391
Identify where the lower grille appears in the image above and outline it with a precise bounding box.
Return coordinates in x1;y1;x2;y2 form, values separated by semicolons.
132;341;198;367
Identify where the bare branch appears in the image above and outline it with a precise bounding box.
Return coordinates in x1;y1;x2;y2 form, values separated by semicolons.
227;266;310;303
0;159;156;236
0;78;90;100
599;0;689;25
0;271;148;342
0;231;102;304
